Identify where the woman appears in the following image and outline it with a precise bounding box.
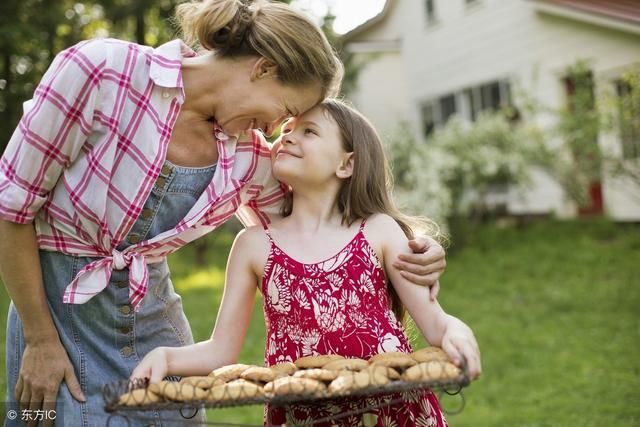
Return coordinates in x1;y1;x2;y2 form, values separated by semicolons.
0;0;446;425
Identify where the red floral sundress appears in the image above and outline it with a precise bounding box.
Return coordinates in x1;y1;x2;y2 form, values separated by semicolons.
260;220;447;427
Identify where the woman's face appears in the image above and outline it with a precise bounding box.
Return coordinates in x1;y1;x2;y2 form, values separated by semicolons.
215;59;323;137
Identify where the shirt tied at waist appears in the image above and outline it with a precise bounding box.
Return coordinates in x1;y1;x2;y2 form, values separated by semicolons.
63;249;157;311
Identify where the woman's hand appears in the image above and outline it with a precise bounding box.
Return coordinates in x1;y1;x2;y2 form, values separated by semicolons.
130;348;169;384
16;337;85;423
441;319;482;380
393;235;446;300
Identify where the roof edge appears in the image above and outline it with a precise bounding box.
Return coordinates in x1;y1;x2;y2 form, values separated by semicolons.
529;0;640;35
340;0;396;43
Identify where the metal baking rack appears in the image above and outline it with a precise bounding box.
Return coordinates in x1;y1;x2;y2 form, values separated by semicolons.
103;361;470;426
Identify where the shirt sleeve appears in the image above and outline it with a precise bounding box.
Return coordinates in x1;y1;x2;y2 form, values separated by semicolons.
0;39;104;224
235;133;288;228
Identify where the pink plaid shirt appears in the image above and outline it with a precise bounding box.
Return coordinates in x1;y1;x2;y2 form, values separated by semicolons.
0;38;286;310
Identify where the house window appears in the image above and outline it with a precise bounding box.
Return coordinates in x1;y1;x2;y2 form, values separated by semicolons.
420;79;512;138
616;79;640;159
466;79;511;121
425;0;436;22
421;93;459;138
421;103;435;138
439;94;457;124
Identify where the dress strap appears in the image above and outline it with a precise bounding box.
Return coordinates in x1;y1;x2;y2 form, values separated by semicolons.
359;218;367;232
263;225;274;244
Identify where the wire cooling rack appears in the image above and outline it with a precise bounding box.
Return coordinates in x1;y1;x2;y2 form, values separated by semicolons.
104;359;470;426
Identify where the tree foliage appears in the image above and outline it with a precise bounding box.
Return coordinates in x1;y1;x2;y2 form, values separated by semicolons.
0;0;332;155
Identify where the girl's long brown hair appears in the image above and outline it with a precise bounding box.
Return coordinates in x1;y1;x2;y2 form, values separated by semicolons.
281;99;442;322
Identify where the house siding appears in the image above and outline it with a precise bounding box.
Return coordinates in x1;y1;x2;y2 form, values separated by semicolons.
345;0;640;220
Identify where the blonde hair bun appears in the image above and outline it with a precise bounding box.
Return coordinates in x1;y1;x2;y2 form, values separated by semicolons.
176;0;256;52
176;0;343;98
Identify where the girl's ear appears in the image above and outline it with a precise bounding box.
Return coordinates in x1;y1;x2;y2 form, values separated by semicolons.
336;152;354;179
250;57;278;81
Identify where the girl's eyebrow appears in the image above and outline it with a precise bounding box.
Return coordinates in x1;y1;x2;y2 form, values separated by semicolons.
299;120;319;127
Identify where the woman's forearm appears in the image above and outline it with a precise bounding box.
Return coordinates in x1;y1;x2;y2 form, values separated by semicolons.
0;219;59;343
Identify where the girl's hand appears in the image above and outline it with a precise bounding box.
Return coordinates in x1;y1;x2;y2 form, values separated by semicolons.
441;320;482;380
129;347;169;384
393;235;446;300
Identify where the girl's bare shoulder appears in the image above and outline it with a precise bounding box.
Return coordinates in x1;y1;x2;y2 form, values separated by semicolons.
233;225;272;274
234;226;270;250
364;213;404;237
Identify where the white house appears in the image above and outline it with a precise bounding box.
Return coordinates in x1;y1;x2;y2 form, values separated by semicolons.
342;0;640;221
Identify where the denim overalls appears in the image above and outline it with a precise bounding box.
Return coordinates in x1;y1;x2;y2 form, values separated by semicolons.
6;160;215;426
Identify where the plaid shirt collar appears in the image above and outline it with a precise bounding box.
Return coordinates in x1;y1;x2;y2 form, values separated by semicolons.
149;39;193;90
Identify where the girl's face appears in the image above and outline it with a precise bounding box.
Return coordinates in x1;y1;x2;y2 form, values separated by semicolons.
272;105;352;186
215;58;322;137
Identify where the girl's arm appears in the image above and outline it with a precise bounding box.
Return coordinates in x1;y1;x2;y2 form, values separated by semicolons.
130;228;262;382
368;214;481;378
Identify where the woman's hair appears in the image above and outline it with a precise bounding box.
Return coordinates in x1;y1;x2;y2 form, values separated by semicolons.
281;99;443;322
175;0;343;98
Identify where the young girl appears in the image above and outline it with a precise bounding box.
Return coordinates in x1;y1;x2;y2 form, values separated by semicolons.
131;100;481;426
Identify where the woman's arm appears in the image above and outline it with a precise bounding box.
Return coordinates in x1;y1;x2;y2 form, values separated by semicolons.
368;214;481;378
393;235;446;299
0;220;86;406
131;228;261;382
0;41;108;412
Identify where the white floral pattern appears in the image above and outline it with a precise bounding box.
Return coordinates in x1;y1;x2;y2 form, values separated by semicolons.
260;222;447;427
266;264;292;314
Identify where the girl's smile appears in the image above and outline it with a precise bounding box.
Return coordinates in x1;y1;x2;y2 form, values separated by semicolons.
275;148;302;158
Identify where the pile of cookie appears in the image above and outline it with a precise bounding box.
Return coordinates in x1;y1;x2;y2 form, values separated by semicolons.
118;347;462;407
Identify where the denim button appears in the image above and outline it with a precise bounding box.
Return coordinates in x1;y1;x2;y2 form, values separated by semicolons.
121;346;134;357
155;177;166;188
128;234;141;244
120;305;131;315
119;326;130;334
161;164;172;175
141;208;153;220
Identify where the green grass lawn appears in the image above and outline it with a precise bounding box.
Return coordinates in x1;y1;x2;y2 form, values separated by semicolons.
1;219;639;426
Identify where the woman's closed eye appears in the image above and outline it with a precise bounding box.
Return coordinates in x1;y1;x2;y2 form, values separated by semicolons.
304;128;317;136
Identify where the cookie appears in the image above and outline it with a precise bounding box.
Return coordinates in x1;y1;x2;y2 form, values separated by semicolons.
179;376;225;389
209;364;251;382
328;370;389;395
241;366;276;383
368;352;417;370
148;380;208;401
206;379;265;402
293;368;338;382
402;361;462;382
323;358;368;372
269;376;326;396
366;363;401;380
294;354;344;369
411;347;450;363
270;362;298;376
118;388;161;406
